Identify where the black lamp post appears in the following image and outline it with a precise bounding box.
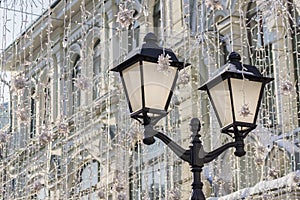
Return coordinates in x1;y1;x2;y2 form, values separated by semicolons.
111;33;273;200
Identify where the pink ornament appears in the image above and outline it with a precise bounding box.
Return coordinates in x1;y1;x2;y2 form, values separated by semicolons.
281;80;294;95
13;76;27;90
16;107;30;125
116;4;135;29
39;126;52;145
205;0;223;10
58;121;69;135
74;75;91;91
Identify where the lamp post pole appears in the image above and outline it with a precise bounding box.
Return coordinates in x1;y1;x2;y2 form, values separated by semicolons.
150;117;245;200
189;118;206;200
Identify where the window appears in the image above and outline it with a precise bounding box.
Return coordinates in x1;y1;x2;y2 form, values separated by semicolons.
153;0;161;36
30;87;36;138
72;55;81;114
128;20;140;52
77;160;100;199
246;3;277;128
50;155;61;178
129;142;142;199
93;39;101;100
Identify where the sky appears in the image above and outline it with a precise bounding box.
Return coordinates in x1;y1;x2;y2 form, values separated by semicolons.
0;0;56;52
0;0;56;102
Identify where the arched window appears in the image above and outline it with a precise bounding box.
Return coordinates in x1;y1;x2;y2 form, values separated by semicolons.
128;19;140;52
76;160;100;199
153;0;161;36
129;142;142;199
246;2;277;128
93;39;101;100
72;55;81;114
30;87;36;138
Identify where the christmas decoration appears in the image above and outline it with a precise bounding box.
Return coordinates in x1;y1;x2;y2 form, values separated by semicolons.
168;187;181;200
254;157;264;166
57;120;69;135
39;126;52;145
157;53;172;75
16;107;30;125
74;75;91;91
97;187;106;199
178;70;190;85
116;4;135;29
128;121;143;143
281;80;294;95
268;168;279;179
239;104;252;117
118;193;126;200
32;180;43;192
205;0;223;10
12;75;27;91
0;132;7;146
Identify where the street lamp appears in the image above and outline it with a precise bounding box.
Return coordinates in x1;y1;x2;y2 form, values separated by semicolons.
111;33;273;200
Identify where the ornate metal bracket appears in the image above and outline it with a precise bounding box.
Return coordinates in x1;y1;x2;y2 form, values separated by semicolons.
143;118;246;200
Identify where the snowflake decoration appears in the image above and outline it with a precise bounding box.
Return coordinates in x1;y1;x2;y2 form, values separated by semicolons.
256;146;266;155
39;126;52;145
0;132;8;146
168;187;181;200
116;4;135;29
74;75;91;91
157;54;172;75
12;75;27;91
114;181;125;193
58;121;69;135
118;193;126;200
178;70;190;85
281;80;294;95
113;173;126;193
98;187;106;199
32;180;42;191
254;157;264;166
268;168;279;179
16;107;30;125
239;104;252;117
205;0;223;10
128;121;143;143
214;177;225;185
293;171;300;183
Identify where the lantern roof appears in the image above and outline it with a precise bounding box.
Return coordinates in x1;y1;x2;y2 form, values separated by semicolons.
199;52;273;91
111;32;188;72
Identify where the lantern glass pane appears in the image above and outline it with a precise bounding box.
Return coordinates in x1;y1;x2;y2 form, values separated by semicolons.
143;61;177;111
122;62;142;113
208;79;233;128
231;78;262;124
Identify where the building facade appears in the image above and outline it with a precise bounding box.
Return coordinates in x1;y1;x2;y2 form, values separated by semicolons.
0;0;300;199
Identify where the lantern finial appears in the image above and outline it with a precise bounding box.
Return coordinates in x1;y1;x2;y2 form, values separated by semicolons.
143;32;159;48
228;51;241;62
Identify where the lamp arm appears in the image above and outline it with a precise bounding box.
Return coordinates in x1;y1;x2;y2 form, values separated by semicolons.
154;132;191;163
203;141;237;163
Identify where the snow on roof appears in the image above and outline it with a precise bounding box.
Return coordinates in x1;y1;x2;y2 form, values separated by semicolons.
207;170;300;200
